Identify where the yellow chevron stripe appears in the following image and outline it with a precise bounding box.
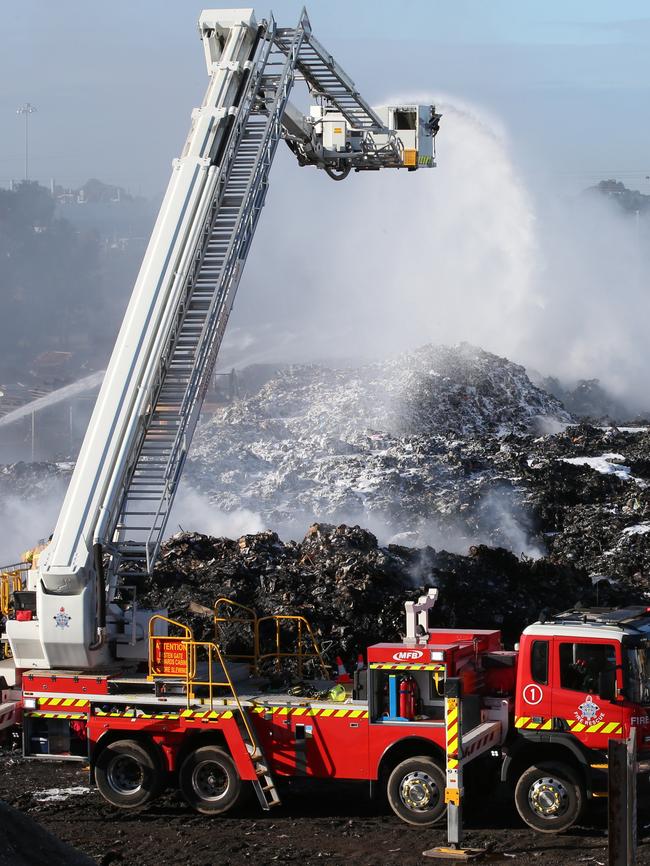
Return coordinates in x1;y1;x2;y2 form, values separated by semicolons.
541;719;553;731
447;722;458;739
515;716;529;728
47;698;62;706
587;722;604;733
349;709;364;718
447;736;458;755
293;707;307;716
222;711;233;719
334;709;348;718
181;709;193;717
448;758;459;769
321;709;335;717
602;722;618;734
62;698;76;707
75;700;89;707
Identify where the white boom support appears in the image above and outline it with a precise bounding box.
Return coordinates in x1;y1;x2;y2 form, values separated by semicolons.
7;7;439;671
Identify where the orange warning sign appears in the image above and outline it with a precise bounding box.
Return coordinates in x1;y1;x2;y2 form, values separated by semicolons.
151;637;189;676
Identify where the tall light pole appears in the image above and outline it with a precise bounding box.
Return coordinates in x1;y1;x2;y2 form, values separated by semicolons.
16;103;37;181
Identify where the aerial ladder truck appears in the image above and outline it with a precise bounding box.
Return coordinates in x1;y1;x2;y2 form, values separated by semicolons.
2;7;649;837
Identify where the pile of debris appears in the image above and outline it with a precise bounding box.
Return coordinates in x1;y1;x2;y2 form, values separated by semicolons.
186;343;570;551
143;522;608;660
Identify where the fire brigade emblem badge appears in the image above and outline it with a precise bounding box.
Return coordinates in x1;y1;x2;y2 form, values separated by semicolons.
575;695;604;725
53;607;71;629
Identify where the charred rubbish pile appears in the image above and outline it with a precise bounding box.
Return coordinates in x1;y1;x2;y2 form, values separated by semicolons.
141;522;614;664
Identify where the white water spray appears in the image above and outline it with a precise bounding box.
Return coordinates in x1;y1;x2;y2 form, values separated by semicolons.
0;370;104;429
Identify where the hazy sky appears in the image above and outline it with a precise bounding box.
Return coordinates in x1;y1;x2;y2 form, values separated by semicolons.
2;1;650;195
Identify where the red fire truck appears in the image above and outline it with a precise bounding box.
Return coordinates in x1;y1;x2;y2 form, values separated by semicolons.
3;591;650;833
0;7;647;838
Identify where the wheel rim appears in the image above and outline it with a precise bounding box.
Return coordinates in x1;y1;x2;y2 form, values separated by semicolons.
191;760;229;802
399;770;440;813
107;754;144;795
528;776;570;820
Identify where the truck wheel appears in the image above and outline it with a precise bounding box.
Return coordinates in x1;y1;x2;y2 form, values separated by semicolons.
179;745;241;815
386;756;446;826
515;762;585;833
95;739;163;810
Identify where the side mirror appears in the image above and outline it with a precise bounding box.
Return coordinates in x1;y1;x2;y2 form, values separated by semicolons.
598;669;616;702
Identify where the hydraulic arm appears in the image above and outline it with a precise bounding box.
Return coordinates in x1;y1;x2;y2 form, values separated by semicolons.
7;7;439;671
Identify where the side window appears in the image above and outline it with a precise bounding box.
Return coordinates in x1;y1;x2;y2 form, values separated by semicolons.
559;642;616;693
531;640;548;685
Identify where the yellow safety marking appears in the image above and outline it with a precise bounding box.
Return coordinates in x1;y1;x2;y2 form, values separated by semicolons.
527;722;540;730
335;709;348;718
320;709;335;717
208;711;219;719
541;719;553;731
447;736;458;756
308;708;319;716
515;716;529;729
572;722;585;732
603;722;619;734
222;711;233;719
47;698;62;706
587;722;604;733
447;758;459;770
194;711;207;719
370;663;446;672
444;787;460;805
293;707;307;716
62;698;76;707
278;707;291;715
349;710;364;718
181;709;193;717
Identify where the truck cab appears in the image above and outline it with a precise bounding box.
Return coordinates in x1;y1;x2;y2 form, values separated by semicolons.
507;606;650;831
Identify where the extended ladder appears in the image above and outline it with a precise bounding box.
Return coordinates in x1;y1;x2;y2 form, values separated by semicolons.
111;19;305;584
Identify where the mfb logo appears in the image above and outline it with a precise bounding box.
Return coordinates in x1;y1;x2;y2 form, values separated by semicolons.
392;649;424;662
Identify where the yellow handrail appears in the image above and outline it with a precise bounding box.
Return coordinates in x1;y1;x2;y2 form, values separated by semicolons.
186;639;257;746
0;572;22;617
214;598;258;671
255;614;329;679
148;614;194;680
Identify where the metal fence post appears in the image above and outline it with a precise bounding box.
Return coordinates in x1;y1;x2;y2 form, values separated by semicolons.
608;730;637;866
444;677;463;847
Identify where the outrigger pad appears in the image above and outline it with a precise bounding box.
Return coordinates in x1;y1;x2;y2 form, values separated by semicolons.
422;846;487;861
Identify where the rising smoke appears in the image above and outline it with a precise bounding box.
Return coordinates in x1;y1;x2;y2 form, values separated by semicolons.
228;97;650;411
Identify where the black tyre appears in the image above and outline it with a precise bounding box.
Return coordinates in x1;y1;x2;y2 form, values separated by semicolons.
95;739;163;810
386;756;446;826
514;762;585;833
179;746;241;815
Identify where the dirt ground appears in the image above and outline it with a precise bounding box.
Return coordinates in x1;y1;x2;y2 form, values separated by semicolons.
1;756;649;866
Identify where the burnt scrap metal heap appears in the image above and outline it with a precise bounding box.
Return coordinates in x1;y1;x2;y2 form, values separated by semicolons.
140;522;606;658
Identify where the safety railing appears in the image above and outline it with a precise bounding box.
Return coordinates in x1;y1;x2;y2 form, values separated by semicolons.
256;614;329;679
186;640;257;746
148;614;195;680
0;571;23;617
213;599;329;679
147;614;257;746
214;598;257;668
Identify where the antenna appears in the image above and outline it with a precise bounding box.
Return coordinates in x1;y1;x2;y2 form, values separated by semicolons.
16;103;37;181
